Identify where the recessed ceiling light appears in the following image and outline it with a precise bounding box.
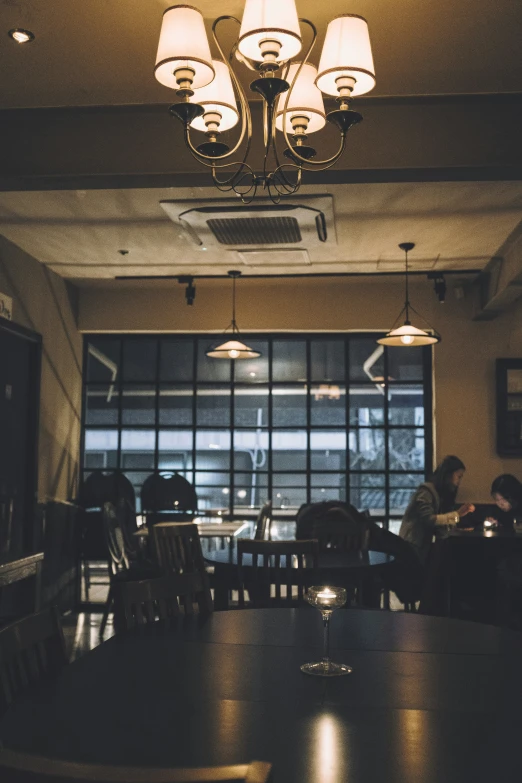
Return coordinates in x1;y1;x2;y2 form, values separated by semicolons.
8;28;35;44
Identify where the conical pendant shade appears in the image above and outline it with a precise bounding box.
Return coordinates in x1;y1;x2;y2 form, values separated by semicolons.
206;339;261;359
377;243;441;348
206;271;261;360
377;323;439;347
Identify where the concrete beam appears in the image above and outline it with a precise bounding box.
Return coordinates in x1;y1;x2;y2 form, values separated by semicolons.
472;225;522;320
1;93;521;191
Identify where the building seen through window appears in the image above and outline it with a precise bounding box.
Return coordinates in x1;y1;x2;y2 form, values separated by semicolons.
82;335;432;524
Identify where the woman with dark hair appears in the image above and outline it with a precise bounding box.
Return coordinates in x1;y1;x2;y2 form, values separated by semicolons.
490;474;522;522
491;475;522;628
399;455;475;563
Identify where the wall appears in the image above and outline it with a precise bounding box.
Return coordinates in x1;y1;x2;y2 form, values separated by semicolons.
0;235;82;503
78;275;522;503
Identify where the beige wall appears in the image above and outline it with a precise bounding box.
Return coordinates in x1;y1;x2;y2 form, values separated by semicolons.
0;235;82;503
79;276;522;503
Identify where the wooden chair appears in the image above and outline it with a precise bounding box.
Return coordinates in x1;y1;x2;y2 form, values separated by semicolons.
100;502;157;635
152;522;208;577
116;573;213;631
238;539;319;608
0;608;67;714
0;749;272;782
253;502;272;541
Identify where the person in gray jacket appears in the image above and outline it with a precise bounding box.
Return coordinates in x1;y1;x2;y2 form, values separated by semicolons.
399;455;475;563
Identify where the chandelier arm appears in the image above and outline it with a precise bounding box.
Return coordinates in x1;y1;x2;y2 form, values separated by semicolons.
263;100;273;186
266;178;282;205
210;161;256;191
270;164;302;195
274;20;316;172
270;98;304;192
181;16;253;167
269;163;302;196
298;138;349;171
276;18;353;169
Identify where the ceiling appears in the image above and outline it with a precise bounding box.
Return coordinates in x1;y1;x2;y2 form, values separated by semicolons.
1;0;522;109
0;1;521;282
0;182;521;281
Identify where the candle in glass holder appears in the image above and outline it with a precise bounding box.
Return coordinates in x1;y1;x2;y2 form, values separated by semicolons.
301;586;351;677
316;588;339;609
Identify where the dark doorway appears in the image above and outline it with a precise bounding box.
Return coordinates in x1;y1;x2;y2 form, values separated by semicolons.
0;320;41;555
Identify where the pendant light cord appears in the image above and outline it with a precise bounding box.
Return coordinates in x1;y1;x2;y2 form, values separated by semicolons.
231;273;237;331
404;247;410;323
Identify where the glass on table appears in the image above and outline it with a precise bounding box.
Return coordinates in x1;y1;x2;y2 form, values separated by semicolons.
301;586;352;677
513;517;522;534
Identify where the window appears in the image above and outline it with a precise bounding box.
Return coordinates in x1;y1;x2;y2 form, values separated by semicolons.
82;335;432;523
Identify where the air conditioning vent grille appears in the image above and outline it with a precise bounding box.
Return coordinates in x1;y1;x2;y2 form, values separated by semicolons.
207;216;302;245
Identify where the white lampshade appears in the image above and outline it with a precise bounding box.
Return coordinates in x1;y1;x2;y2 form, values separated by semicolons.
206;339;261;360
275;63;326;134
377;323;440;347
155;5;215;90
316;15;375;97
190;60;239;133
238;0;302;63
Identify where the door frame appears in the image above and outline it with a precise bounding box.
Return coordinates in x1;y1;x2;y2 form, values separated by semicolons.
0;318;42;551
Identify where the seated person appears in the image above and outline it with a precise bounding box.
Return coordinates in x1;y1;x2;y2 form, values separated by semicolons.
488;474;522;528
399;455;475;563
493;476;522;628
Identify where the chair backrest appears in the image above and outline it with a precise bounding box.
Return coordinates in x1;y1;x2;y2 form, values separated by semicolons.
80;472;135;513
153;523;208;575
237;539;319;608
296;501;369;553
0;608;67;714
141;472;198;515
116;573;213;631
0;750;272;783
254;501;272;540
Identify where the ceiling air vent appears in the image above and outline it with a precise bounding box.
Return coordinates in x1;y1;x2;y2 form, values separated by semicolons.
207;216;302;245
160;196;335;249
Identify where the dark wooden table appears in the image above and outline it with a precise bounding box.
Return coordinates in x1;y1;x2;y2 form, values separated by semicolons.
422;528;522;619
203;542;394;609
2;608;522;783
0;552;43;620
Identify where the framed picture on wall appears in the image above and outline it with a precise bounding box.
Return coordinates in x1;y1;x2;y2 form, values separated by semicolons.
496;358;522;456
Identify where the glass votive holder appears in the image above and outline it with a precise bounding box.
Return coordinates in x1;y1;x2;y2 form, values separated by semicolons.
301;586;352;677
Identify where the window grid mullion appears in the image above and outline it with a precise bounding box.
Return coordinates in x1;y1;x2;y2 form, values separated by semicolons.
306;339;311;505
268;339;273;513
117;338;123;470
345;338;351;507
192;338;198;498
230;353;235;518
383;347;390;528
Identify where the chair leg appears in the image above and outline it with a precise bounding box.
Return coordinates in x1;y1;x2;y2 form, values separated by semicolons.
99;585;113;636
83;560;91;603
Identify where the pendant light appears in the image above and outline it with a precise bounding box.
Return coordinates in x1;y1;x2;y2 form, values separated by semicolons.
206;271;261;360
377;243;441;347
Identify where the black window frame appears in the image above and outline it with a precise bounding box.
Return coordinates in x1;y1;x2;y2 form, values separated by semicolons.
81;333;433;526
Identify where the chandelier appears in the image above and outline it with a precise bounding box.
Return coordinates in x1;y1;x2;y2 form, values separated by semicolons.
154;2;376;203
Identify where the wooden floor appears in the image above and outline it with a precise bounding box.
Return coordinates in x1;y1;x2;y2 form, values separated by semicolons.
61;611;115;661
